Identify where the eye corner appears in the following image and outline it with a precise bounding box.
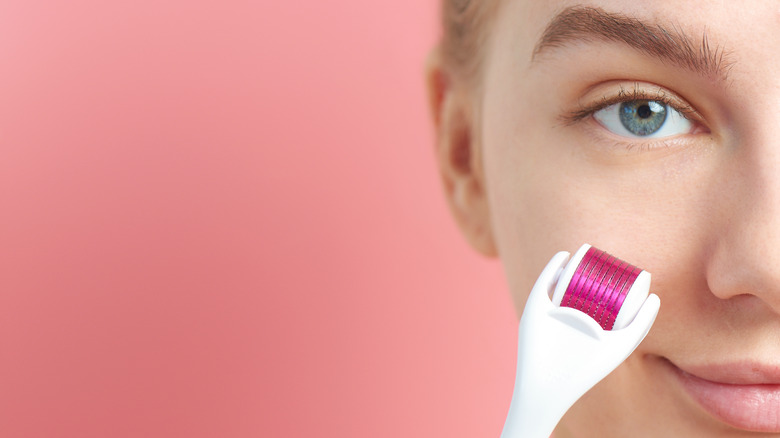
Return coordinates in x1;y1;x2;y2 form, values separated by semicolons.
690;123;711;136
556;110;589;127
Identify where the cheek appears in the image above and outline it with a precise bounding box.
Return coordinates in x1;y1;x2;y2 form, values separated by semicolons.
482;96;719;317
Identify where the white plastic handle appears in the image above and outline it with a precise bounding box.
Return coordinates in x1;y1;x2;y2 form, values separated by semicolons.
500;250;660;438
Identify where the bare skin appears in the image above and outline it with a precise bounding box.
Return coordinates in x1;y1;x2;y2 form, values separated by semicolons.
428;1;780;436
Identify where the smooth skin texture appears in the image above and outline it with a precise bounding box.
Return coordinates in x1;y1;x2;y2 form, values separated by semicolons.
428;0;780;436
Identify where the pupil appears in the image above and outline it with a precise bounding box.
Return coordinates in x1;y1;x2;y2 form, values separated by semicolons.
637;104;652;119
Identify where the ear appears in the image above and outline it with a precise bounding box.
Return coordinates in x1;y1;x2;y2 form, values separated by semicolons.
425;48;497;257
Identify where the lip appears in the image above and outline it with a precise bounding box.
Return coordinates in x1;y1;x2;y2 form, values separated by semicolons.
665;358;780;432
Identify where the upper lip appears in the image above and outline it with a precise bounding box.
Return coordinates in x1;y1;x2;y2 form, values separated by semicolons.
671;360;780;385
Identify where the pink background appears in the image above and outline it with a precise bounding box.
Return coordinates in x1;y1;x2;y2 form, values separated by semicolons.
1;1;516;436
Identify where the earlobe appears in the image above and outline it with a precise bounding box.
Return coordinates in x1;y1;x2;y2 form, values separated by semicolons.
425;47;498;258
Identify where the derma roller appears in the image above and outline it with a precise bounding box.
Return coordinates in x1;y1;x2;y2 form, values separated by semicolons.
500;244;661;438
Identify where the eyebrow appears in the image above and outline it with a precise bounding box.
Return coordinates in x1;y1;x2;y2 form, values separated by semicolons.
531;5;735;81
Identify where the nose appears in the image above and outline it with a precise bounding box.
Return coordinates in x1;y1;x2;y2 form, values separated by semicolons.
706;142;780;315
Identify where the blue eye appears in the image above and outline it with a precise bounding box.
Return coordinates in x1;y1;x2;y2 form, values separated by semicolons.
593;100;693;138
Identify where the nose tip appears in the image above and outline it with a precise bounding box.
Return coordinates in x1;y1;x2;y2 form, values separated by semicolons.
706;217;780;314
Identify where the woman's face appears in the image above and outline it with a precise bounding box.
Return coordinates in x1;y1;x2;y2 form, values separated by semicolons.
475;0;780;436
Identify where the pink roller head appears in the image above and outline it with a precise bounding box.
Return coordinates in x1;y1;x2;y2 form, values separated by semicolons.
551;244;650;331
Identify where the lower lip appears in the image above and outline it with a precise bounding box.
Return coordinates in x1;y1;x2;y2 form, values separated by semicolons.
668;361;780;432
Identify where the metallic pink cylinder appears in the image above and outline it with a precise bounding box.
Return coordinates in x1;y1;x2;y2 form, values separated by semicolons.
560;247;641;330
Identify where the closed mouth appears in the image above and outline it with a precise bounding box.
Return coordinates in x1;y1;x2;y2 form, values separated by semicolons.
663;357;780;433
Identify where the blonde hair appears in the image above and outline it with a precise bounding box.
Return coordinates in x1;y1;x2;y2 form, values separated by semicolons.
439;0;501;88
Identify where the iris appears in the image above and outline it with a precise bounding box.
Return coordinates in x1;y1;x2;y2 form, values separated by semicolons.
619;101;667;136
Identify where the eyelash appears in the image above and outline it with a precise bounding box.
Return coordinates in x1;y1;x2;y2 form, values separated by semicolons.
560;87;700;151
